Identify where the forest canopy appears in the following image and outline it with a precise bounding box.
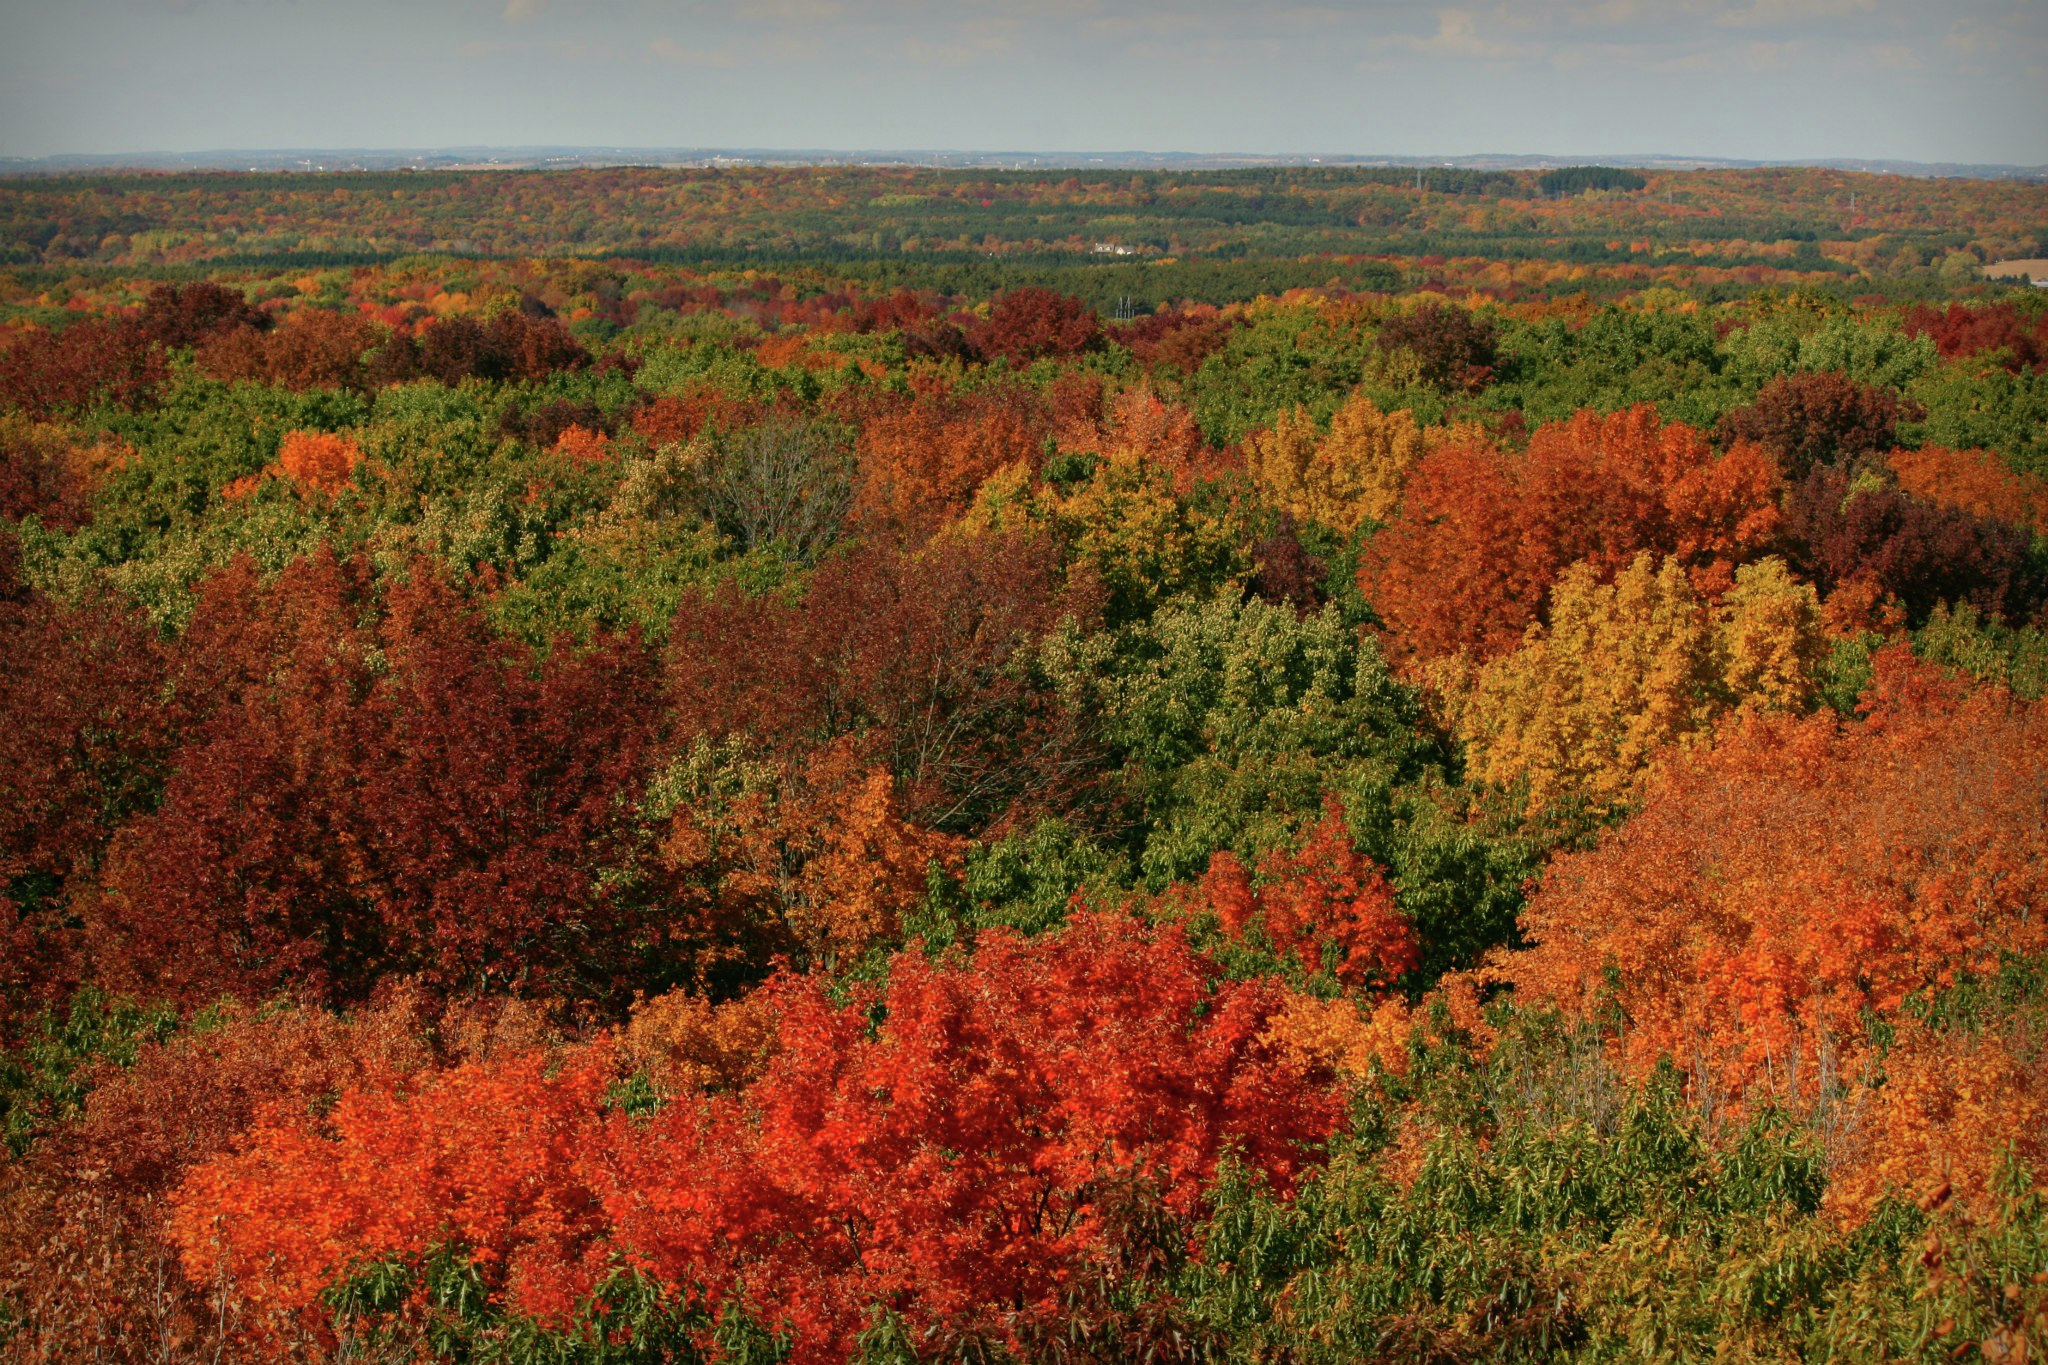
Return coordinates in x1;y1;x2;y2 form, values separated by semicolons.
2;164;2047;1364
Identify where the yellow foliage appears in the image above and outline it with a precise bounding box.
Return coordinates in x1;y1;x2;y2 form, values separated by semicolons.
1449;554;1822;811
1717;555;1825;711
1266;993;1415;1082
1245;392;1424;532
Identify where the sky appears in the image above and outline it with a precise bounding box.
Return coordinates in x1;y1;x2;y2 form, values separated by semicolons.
2;0;2044;165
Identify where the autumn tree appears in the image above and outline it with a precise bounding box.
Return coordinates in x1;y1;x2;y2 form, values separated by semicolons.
1781;465;2046;625
169;914;1344;1362
1375;301;1498;392
966;287;1102;365
1245;391;1424;533
1712;370;1916;478
1441;554;1824;812
667;530;1096;831
1189;799;1418;991
851;382;1048;536
0;538;172;1026
1886;442;2048;537
1361;406;1783;668
1504;647;2048;1104
91;550;665;1005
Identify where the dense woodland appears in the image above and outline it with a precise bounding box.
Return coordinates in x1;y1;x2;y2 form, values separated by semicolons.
1;165;2047;1363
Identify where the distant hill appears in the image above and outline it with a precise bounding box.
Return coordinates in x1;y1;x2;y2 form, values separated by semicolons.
2;146;2044;181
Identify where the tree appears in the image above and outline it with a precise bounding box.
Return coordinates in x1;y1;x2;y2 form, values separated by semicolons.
666;531;1096;832
692;416;855;561
91;550;665;1006
1886;443;2048;538
1441;554;1823;813
1191;799;1418;991
1245;391;1425;533
1374;303;1498;392
1782;465;2046;626
169;914;1345;1363
1361;406;1783;669
966;287;1102;365
1713;370;1915;479
1504;647;2048;1104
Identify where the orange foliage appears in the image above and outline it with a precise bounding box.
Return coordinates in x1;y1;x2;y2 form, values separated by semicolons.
1888;444;2048;538
659;739;962;965
169;914;1344;1362
1362;406;1782;667
1828;1020;2048;1220
549;424;612;466
274;430;364;495
170;1044;616;1337
1504;648;2048;1106
624;988;782;1096
852;384;1048;535
0;996;438;1361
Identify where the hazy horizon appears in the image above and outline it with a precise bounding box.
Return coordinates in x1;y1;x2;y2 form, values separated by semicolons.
3;0;2044;166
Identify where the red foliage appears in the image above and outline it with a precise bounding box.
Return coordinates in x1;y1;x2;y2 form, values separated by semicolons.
169;914;1344;1361
1904;301;2048;373
1713;371;1916;478
1113;306;1238;374
1375;302;1498;391
1193;801;1417;991
131;282;269;350
0;421;125;530
629;387;778;448
0;553;170;1027
966;287;1102;365
1360;406;1781;666
197;309;390;392
1781;465;2046;625
666;532;1098;831
91;550;664;1005
0;318;167;418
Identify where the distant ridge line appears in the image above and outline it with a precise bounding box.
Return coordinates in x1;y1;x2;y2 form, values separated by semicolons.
3;147;2045;181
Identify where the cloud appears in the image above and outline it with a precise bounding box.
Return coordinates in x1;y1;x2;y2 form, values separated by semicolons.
502;0;545;22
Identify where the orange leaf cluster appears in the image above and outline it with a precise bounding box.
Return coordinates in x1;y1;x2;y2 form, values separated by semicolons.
1888;444;2048;538
1362;405;1782;668
1504;648;2048;1106
168;914;1344;1362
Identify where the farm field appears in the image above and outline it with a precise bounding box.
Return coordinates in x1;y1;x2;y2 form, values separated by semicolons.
1;164;2047;1363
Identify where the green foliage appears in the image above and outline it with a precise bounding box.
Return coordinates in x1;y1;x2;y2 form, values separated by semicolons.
1537;167;1649;196
1171;1005;2046;1365
0;987;178;1156
323;1250;772;1365
1907;359;2048;478
1914;602;2048;701
1081;593;1435;887
1487;308;1735;428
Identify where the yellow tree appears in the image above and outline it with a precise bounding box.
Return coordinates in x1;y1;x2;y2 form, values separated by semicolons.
1446;554;1822;811
1245;392;1424;533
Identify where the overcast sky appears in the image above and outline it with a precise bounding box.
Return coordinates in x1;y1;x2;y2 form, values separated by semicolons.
2;0;2043;164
